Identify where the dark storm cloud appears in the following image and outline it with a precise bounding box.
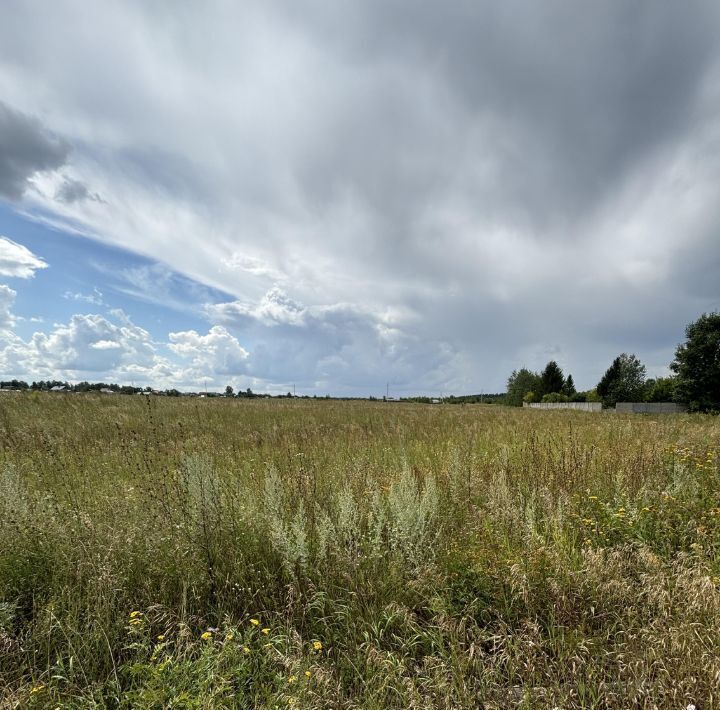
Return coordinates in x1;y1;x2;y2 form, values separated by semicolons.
286;0;719;235
0;101;69;200
55;177;104;204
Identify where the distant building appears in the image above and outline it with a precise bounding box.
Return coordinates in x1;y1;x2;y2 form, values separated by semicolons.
50;385;68;392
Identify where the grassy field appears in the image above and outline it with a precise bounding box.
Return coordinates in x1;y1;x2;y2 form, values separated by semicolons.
0;394;719;708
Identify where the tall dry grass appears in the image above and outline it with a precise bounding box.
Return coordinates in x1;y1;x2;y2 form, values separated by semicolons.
0;393;718;707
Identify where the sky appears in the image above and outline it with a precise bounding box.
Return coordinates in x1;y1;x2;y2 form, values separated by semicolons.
1;1;719;396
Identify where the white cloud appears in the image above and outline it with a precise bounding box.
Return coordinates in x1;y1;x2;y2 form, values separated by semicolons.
0;310;164;382
207;287;455;393
207;287;306;327
90;339;121;350
222;253;286;281
63;287;104;305
168;326;249;376
0;236;48;278
0;284;16;329
29;313;157;372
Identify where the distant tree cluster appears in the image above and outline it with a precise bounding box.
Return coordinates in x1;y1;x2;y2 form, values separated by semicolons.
401;394;505;405
0;379;29;390
596;353;646;408
506;361;580;407
505;311;720;412
443;393;505;405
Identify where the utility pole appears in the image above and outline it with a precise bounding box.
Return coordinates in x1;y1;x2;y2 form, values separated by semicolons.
293;383;296;397
386;382;389;399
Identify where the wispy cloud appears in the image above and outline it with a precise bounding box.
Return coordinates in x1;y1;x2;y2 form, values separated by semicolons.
0;236;48;278
63;287;104;306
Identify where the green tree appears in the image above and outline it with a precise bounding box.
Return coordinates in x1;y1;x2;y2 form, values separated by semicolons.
225;385;234;397
670;311;720;411
541;392;569;403
596;353;646;408
562;374;576;397
644;376;676;403
506;368;541;407
540;361;565;397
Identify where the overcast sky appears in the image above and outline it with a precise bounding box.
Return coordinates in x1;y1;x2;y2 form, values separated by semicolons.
1;1;719;395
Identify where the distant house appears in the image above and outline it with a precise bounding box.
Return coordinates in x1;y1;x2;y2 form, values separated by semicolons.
99;388;116;394
431;398;441;404
50;385;68;392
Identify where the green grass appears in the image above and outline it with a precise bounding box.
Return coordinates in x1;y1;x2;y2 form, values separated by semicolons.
0;394;719;707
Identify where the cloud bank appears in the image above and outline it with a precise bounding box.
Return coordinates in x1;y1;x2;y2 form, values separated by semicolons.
1;1;719;391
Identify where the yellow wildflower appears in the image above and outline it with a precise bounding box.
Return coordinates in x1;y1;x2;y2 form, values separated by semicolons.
250;618;260;626
261;628;270;635
288;675;298;684
129;611;143;619
157;634;165;641
29;685;46;695
226;633;234;641
588;496;598;500
313;640;323;651
243;646;251;654
201;631;213;641
305;671;312;677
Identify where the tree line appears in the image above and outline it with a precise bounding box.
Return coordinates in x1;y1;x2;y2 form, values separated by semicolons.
506;312;720;412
